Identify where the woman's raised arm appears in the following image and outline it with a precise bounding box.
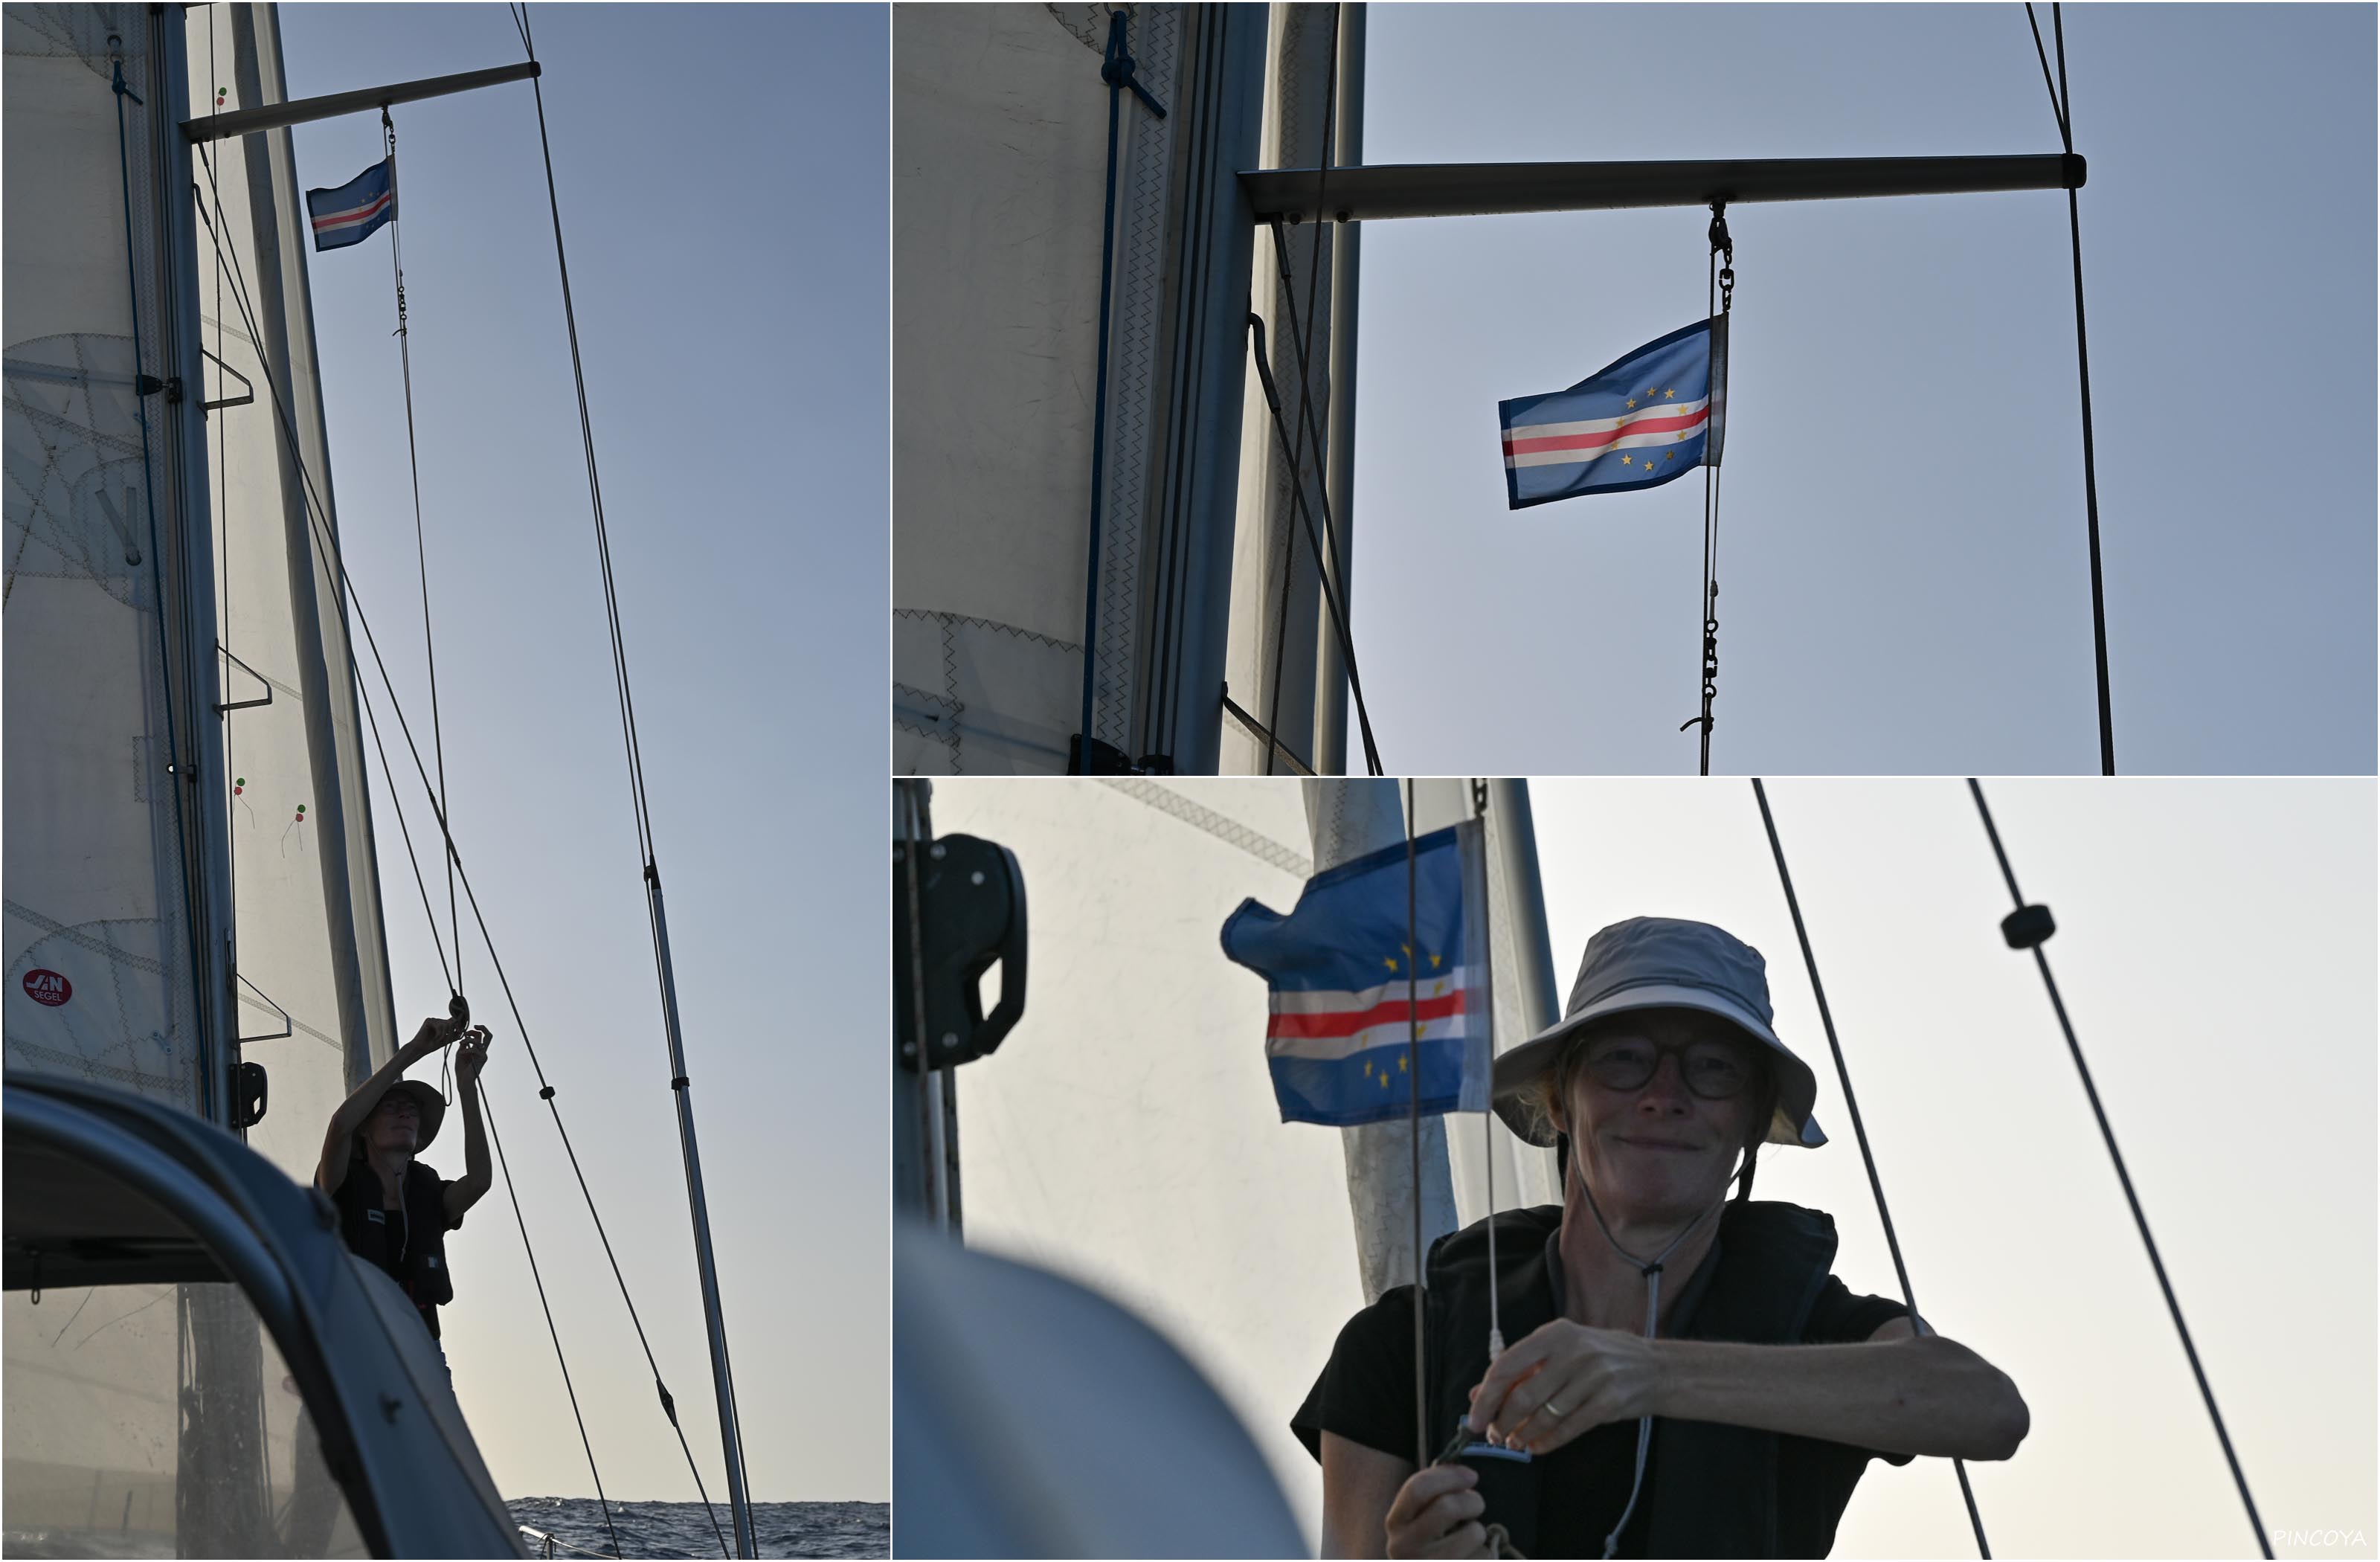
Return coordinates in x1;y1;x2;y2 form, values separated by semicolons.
314;1004;465;1194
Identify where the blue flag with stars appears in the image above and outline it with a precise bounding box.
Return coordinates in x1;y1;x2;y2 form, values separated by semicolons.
1499;315;1728;510
1221;820;1493;1128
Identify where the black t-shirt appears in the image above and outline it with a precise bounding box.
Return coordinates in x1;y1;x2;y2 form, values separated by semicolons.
1293;1267;1914;1559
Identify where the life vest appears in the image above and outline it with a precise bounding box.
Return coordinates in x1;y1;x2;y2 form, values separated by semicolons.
1421;1199;1842;1558
333;1157;455;1328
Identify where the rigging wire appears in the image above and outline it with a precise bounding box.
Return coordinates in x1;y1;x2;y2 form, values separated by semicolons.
380;106;463;1004
1749;780;1993;1558
357;682;454;994
1965;780;2267;1556
1260;4;1343;777
1472;780;1502;1362
1685;210;1733;777
483;1092;623;1559
1245;314;1382;775
1401;777;1425;1470
189;132;731;1555
2023;2;2116;776
509;4;753;1541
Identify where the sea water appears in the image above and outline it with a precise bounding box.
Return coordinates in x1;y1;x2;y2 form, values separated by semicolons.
507;1497;888;1559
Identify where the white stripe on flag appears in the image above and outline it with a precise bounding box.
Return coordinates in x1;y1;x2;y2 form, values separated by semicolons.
1505;425;1705;470
1267;1014;1473;1063
1505;395;1711;443
1268;975;1459;1014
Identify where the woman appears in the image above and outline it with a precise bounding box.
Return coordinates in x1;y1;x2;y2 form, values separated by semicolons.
315;1005;495;1347
1294;916;2029;1558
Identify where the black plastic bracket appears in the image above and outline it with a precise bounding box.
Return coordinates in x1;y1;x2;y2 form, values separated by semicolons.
1068;733;1134;775
894;833;1027;1073
232;1060;268;1129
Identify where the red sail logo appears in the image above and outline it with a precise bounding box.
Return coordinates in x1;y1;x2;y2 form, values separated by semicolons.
22;969;71;1006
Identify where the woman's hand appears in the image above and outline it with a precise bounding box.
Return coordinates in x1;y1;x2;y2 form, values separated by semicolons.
1384;1464;1487;1559
403;998;469;1061
1467;1320;1665;1456
455;1026;491;1089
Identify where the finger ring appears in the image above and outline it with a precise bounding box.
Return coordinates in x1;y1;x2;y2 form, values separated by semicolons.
1542;1401;1566;1419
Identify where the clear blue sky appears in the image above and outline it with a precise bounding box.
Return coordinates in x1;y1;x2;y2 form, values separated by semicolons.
277;3;886;1501
1351;4;2375;776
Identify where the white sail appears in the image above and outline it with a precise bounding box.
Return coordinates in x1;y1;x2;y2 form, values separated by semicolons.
4;5;210;1107
894;4;1270;774
5;8;393;1550
930;775;1561;1537
187;1;399;1180
892;3;1108;774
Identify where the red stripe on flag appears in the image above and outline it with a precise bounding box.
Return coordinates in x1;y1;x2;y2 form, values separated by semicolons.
312;189;393;232
1267;989;1466;1041
1503;406;1706;456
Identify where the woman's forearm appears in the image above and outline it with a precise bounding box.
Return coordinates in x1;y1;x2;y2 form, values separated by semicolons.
329;1026;443;1136
1651;1334;2027;1461
457;1081;492;1192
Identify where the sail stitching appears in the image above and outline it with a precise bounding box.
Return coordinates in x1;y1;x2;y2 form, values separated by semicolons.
1093;6;1178;753
894;605;1081;654
1095;777;1311;878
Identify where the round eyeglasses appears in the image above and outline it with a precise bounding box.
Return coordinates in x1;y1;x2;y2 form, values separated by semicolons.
1582;1036;1755;1100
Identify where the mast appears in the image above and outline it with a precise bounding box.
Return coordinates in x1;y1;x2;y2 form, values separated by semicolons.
154;2;241;1120
1311;7;1365;778
892;780;959;1232
1304;778;1456;1301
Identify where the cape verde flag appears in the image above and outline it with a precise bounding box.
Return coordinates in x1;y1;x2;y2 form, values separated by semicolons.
1221;820;1493;1128
1499;315;1728;510
305;158;396;251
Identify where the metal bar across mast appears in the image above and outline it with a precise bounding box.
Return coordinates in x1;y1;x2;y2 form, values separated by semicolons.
1243;151;2082;223
181;60;540;142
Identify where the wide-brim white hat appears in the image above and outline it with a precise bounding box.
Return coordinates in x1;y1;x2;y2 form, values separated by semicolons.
1493;916;1827;1151
363;1078;447;1153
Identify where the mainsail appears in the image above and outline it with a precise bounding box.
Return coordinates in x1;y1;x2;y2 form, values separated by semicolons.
4;4;220;1114
186;0;399;1180
5;8;429;1555
927;775;1558;1535
3;1;392;1173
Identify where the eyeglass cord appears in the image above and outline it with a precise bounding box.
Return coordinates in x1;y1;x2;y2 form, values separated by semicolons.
1571;1176;1728;1560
